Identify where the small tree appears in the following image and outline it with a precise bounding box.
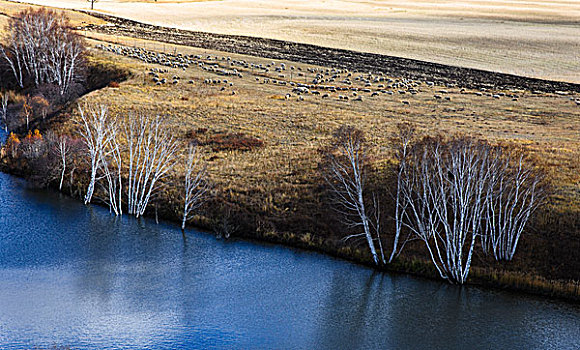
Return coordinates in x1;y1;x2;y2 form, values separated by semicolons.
181;144;208;231
5;132;20;157
389;122;415;262
0;92;8;132
53;135;71;191
397;135;495;283
88;0;99;10
322;126;384;265
75;103;116;205
98;126;123;215
21;98;32;130
481;146;545;260
124;114;179;217
30;96;50;121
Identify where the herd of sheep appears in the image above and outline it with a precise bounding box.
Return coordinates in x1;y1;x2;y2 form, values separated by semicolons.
96;44;579;106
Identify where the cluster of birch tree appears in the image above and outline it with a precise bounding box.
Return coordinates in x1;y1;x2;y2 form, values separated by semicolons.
0;8;84;95
75;103;208;229
324;124;544;284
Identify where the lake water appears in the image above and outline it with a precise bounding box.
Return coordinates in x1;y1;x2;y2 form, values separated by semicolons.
0;130;579;349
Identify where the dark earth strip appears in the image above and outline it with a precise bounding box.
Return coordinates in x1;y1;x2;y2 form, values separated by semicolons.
77;11;580;93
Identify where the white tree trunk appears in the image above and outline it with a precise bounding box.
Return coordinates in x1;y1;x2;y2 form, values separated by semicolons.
324;126;383;265
181;145;208;230
397;136;498;284
76;104;115;205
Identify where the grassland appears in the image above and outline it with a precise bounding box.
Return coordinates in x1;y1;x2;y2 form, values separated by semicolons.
1;2;579;299
10;0;580;83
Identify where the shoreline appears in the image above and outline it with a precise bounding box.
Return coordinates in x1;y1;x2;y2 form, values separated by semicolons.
1;161;578;304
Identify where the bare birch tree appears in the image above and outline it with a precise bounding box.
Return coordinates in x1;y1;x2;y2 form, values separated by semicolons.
323;126;384;265
389;122;415;263
124;114;179;217
0;9;84;95
55;135;71;191
0;92;7;132
98;119;123;215
181;145;208;230
75;104;116;204
397;136;496;283
481;149;544;260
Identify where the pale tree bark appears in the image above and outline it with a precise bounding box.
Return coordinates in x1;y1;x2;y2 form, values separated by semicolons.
181;144;208;231
482;150;544;261
124;114;179;218
75;104;116;205
98;120;123;215
0;93;7;132
0;9;84;95
0;40;24;89
55;135;70;191
389;122;415;263
398;136;496;283
323;126;383;265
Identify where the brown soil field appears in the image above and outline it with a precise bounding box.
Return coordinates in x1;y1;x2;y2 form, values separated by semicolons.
8;0;580;83
76;11;580;94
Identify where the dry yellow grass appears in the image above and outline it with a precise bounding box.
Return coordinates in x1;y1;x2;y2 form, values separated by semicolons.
68;33;579;215
10;0;580;83
0;1;105;26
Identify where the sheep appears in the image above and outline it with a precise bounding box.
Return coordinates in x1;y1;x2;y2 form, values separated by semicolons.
402;100;410;105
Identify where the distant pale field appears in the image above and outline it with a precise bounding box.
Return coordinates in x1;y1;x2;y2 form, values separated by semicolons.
4;0;580;82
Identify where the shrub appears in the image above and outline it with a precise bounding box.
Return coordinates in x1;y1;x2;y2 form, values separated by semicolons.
186;129;263;152
203;132;264;152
